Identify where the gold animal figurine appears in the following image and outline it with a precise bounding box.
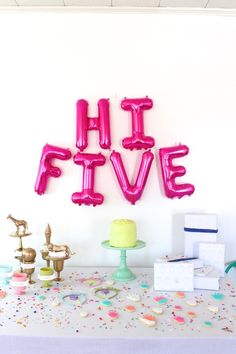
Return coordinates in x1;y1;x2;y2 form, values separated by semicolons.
7;214;28;235
41;224;75;281
47;243;75;258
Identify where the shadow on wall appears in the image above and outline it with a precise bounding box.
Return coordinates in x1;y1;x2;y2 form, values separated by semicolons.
171;214;185;256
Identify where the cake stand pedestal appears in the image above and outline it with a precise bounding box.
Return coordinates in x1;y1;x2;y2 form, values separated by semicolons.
101;240;145;282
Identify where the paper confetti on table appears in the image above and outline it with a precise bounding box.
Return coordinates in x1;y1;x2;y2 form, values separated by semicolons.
0;268;235;338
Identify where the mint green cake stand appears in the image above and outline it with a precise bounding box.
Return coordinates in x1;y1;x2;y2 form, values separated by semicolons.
101;240;146;282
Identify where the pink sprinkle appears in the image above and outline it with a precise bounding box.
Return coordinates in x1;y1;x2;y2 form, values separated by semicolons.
53;288;59;292
108;310;119;319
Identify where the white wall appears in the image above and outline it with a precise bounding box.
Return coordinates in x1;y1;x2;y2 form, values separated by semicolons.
0;8;236;271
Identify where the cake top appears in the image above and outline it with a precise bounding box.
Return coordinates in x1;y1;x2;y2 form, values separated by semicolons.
111;219;135;224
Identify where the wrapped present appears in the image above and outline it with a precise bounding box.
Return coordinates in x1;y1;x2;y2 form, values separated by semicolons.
194;267;220;290
154;258;194;292
198;242;225;277
184;213;218;257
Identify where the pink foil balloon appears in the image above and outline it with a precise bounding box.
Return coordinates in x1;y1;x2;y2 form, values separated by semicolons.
76;99;111;151
72;152;106;206
110;150;154;205
34;144;72;195
159;145;195;199
121;97;155;150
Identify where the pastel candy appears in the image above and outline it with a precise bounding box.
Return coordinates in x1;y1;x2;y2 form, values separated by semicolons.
204;321;213;328
154;296;168;305
80;310;89;318
152;307;163;315
140;283;149;289
186;300;197;307
174;305;182;311
208;305;219;313
37;295;46;300
127;292;141;302
102;299;112;307
0;291;7;299
173;316;185;324
187;311;196;318
212;293;224;301
139;314;156;327
52;298;61;307
125;305;136;312
106;280;115;286
108;310;119;319
175;292;185;298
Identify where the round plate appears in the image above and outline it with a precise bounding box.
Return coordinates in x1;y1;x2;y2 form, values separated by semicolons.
9;232;32;238
101;240;145;251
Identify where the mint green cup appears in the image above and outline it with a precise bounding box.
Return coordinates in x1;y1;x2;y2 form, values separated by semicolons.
0;265;13;285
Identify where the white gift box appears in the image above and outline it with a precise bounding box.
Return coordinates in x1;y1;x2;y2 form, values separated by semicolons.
154;260;194;292
198;242;225;277
184;214;218;257
194;268;220;290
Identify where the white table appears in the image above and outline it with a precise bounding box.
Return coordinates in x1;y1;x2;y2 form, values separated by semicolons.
0;267;236;354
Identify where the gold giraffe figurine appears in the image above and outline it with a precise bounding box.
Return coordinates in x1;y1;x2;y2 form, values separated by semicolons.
7;214;29;236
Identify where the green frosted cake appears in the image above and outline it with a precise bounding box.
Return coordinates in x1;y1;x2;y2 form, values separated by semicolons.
109;219;137;248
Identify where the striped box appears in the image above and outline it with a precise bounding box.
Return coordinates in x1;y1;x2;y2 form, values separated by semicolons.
184;214;218;257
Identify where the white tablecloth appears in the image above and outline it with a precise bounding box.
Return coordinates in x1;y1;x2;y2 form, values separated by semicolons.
0;267;236;354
